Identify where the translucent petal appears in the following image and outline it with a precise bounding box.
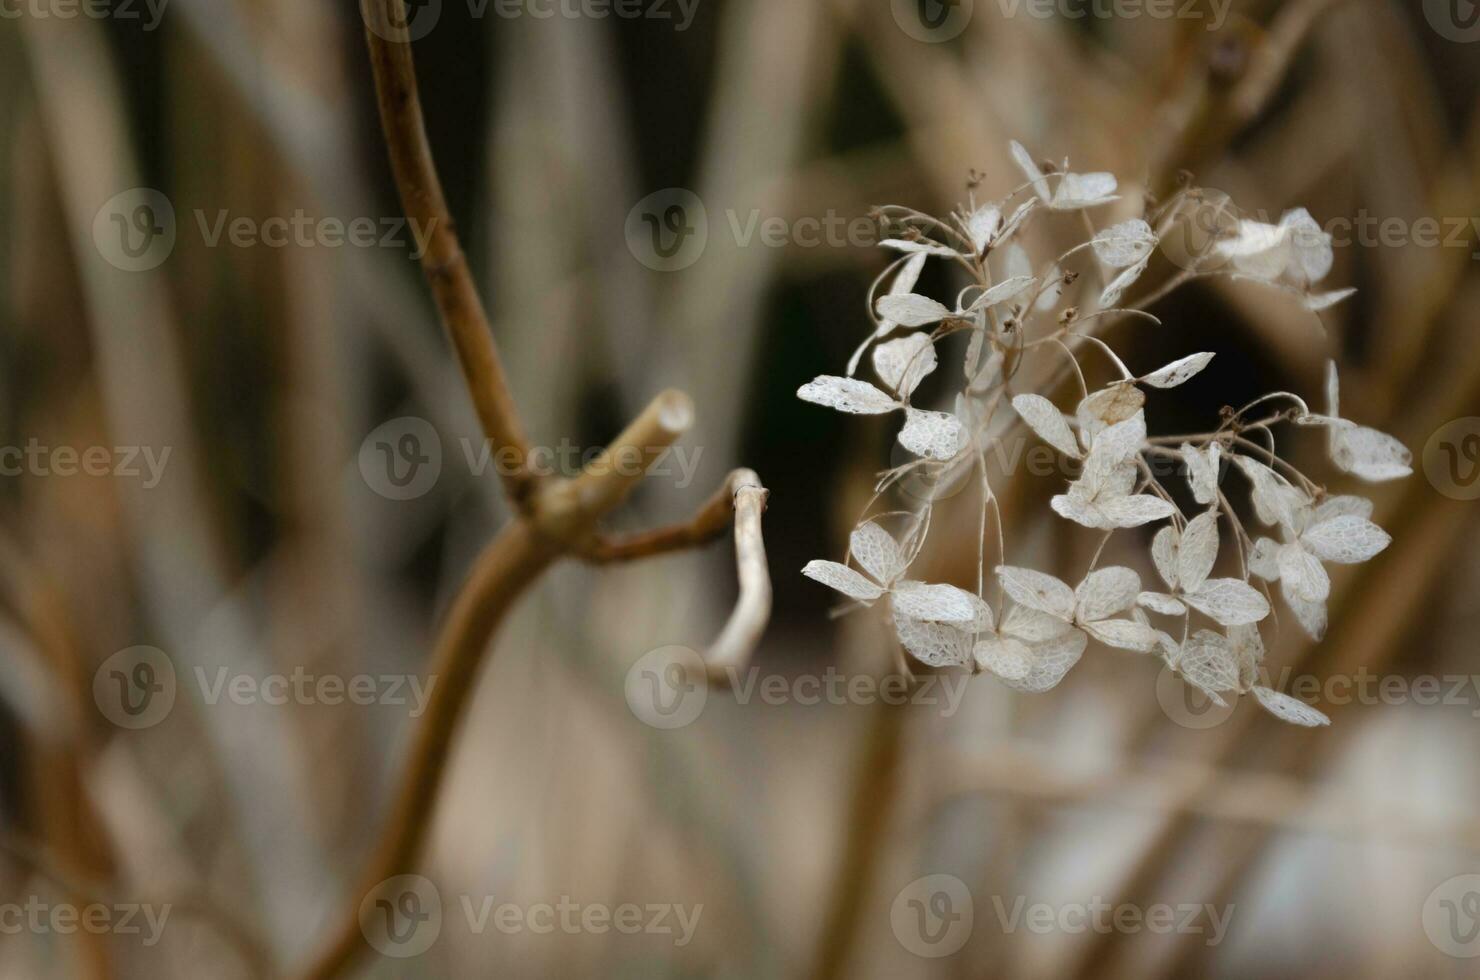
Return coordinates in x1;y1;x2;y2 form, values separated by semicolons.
1050;494;1111;529
1313;495;1373;523
996;566;1075;619
1000;242;1034;282
1138;592;1187;616
1001;629;1087;693
894;615;972;668
1051;171;1119;210
966;204;1001;253
1098;494;1177;528
1077;388;1146;448
1253;685;1330;726
1152;525;1180;590
802;560;884;601
1142;352;1215;389
1277;543;1330;603
849;521;903;586
1009;140;1050;203
1001;605;1074;642
879;239;957;257
1099;257;1148;307
1280;207;1333;283
1331;425;1413;481
1227;624;1266;689
1092;219;1157;268
873;334;938;399
974;637;1033;680
1176;629;1240;697
969;276;1037;312
891;582;981;623
1217;220;1290;280
1182;442;1221;505
1301;515;1390;564
1011;394;1082;459
898;409;965;461
1177;510;1220;594
875;293;952;327
1281;580;1328;641
798;376;898;415
1074;566;1141;622
1084;618;1160;652
1305;287;1356;312
1185;578;1271;626
1248;537;1281;580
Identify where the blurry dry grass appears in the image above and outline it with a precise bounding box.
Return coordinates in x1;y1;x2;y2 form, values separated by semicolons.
1;0;1478;977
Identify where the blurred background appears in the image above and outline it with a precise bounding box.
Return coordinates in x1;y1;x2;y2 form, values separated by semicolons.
1;0;1479;976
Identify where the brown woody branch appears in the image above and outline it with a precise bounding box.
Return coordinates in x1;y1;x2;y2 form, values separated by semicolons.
296;5;772;978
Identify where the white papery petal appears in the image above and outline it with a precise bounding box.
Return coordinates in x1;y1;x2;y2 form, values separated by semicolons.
802;560;885;601
1280;207;1334;283
1012;394;1082;460
892;582;981;623
1009;140;1050;202
1185;578;1271;625
1313;495;1374;522
895;615;973;668
879;238;957;257
1075;566;1142;622
1176;629;1240;699
1182;442;1221;505
1282;582;1328;641
974;637;1033;680
1142;352;1216;389
1248;537;1281;580
1253;685;1330;726
1078;388;1146;448
1001;605;1074;643
1152;525;1180;590
866;252;931;344
1052;171;1119;210
1302;515;1390;564
1138;592;1187;616
996;566;1075;620
1000;242;1034;282
969;275;1037;312
1085;618;1160;652
798;376;899;414
1218;220;1291;280
1305;288;1356;311
966;204;1002;253
1093;219;1158;268
898;409;965;461
873;334;938;399
1277;543;1330;603
1099;257;1148;307
1177;510;1220;594
998;199;1038;244
1050;494;1112;529
849;521;904;587
876;293;952;327
1235;456;1300;530
1000;629;1088;693
1098;495;1177;528
1331;425;1413;481
1227;623;1266;689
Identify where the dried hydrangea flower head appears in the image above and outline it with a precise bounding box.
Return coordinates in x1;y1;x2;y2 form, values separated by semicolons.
800;141;1411;727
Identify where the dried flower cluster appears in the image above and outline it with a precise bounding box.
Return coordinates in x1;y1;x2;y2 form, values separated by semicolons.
799;142;1412;726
